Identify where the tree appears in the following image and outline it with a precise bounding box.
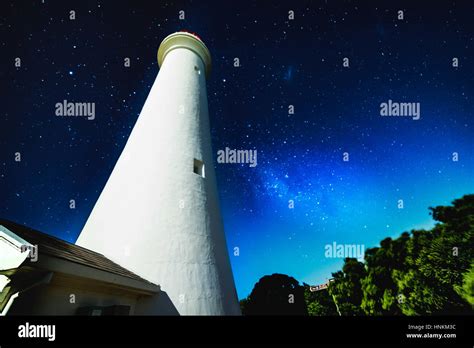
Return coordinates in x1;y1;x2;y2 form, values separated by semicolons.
328;258;366;315
455;263;474;307
240;195;474;316
395;195;474;314
239;297;251;314
341;194;473;315
242;274;308;315
361;233;409;315
303;284;338;316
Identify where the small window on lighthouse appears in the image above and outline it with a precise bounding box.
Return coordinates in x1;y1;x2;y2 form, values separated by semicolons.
194;65;201;75
193;158;205;178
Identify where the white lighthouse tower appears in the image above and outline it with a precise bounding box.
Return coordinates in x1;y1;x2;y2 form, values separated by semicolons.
76;31;241;315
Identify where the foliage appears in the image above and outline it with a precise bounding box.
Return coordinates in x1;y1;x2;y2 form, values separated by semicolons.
328;258;366;315
304;284;338;316
241;195;474;315
454;262;474;307
240;273;308;315
337;194;474;315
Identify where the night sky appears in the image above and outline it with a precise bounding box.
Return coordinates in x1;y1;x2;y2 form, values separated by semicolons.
1;0;473;299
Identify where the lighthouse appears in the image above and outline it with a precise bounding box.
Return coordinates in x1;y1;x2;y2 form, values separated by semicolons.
76;32;241;315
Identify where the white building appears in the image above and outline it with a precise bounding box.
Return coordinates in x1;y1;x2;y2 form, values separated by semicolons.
1;32;241;316
0;220;171;316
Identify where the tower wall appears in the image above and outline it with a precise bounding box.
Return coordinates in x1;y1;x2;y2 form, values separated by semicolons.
76;33;241;315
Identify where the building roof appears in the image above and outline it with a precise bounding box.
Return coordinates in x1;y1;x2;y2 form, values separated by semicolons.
0;219;152;285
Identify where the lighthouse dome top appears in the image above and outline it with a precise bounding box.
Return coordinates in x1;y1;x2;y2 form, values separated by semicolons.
158;31;212;77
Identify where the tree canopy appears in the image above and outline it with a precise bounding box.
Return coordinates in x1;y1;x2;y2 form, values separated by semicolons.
241;194;474;315
240;273;308;315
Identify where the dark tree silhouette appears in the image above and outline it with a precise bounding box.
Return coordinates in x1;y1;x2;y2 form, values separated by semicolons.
303;284;338;316
240;194;474;316
241;273;308;315
335;194;474;315
328;258;366;315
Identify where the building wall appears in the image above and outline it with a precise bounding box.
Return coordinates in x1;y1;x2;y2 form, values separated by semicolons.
9;282;139;315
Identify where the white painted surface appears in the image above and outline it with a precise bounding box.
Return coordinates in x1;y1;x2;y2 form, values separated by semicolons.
77;33;241;315
0;225;32;271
